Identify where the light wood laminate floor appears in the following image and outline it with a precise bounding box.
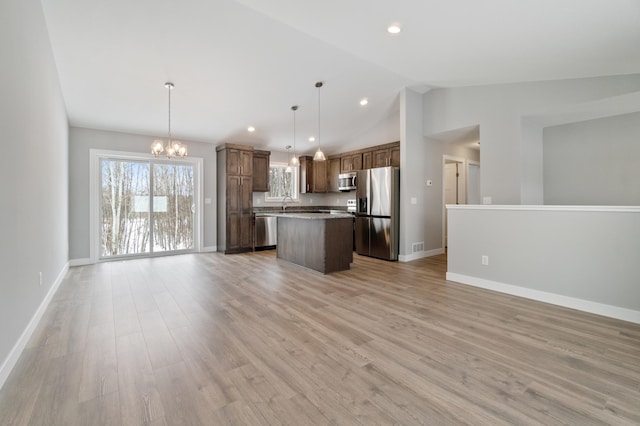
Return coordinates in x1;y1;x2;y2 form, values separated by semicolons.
1;251;639;425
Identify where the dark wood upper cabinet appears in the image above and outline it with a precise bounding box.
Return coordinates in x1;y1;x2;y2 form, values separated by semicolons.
340;153;362;172
390;144;400;167
312;159;328;193
299;156;313;194
339;141;398;172
362;151;372;170
226;147;253;176
327;157;342;193
299;156;328;193
371;142;400;168
252;150;270;192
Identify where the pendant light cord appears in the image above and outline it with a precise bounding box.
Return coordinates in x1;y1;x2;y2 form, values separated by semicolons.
317;84;321;151
167;85;172;143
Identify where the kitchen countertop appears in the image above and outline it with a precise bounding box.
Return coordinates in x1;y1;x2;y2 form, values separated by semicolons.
267;212;354;220
254;205;348;213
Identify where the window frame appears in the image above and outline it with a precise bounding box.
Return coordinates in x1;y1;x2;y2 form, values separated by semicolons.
89;149;203;263
265;161;299;203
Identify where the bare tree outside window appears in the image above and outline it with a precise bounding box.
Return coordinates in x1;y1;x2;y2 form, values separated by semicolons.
100;158;194;258
266;163;298;202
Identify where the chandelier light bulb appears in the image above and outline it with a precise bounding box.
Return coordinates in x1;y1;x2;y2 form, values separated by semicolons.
151;140;164;157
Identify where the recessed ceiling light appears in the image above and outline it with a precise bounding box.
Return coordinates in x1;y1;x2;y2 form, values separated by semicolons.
360;98;369;106
247;126;255;132
387;24;401;34
308;136;315;142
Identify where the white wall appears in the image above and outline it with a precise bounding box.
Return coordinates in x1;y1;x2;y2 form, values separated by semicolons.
447;206;640;323
69;127;217;260
399;88;434;260
444;143;480;162
399;76;640;263
543;112;640;205
0;0;69;387
422;75;640;205
339;107;400;152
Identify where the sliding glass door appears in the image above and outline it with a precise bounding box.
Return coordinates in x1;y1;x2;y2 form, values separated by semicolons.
152;163;194;253
99;158;195;259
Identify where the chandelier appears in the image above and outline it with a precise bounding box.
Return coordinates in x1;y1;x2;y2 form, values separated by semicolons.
151;82;187;158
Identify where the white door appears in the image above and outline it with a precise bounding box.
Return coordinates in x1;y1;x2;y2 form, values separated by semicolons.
444;161;465;247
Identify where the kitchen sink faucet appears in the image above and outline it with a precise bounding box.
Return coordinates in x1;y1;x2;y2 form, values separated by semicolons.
282;195;294;211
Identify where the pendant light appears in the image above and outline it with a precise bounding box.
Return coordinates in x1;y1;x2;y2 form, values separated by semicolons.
289;105;300;167
313;81;326;161
151;82;187;158
285;145;293;172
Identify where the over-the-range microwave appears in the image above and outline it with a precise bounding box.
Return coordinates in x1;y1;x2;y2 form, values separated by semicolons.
338;172;357;191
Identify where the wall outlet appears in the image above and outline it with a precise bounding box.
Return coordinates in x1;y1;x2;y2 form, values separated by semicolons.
483;196;492;205
39;272;43;286
481;255;489;266
411;197;417;205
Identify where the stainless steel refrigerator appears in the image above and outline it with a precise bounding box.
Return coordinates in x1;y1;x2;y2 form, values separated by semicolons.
355;166;399;260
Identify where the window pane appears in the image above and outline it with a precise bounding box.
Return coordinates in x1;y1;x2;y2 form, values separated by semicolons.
152;163;195;252
268;165;297;199
100;159;150;256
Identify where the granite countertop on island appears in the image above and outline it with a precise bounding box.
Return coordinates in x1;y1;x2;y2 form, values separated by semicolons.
254;205;349;214
268;212;354;220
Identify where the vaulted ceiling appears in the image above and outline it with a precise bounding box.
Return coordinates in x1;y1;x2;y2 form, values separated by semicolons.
41;0;640;154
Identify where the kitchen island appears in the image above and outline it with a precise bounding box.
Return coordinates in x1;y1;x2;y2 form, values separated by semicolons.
274;212;353;274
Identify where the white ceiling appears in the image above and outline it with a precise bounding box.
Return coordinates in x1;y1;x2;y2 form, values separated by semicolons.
41;0;640;155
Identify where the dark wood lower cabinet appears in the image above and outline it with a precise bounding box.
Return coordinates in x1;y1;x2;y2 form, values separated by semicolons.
224;175;253;253
227;212;253;252
276;215;353;273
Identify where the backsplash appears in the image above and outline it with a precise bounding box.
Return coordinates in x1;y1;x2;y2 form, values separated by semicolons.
253;191;353;208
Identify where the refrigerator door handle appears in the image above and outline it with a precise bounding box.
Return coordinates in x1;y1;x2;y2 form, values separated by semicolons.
358;197;368;214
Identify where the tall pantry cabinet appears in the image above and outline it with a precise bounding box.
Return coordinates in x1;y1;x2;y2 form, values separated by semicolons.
216;144;254;253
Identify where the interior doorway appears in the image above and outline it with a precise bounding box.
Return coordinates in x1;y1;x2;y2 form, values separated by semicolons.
467;160;481;205
443;156;466;247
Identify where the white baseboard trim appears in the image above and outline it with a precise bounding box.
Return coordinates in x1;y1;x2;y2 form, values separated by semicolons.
69;258;93;266
0;262;69;390
446;272;640;324
399;248;444;262
201;246;217;253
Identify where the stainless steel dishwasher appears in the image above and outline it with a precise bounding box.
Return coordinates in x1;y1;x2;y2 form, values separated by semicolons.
254;214;277;249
